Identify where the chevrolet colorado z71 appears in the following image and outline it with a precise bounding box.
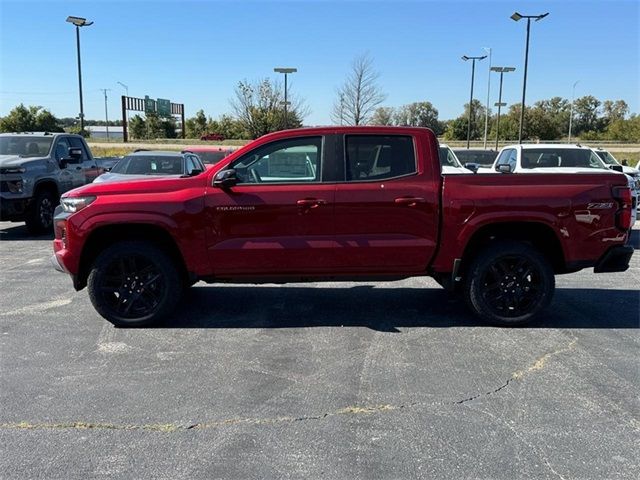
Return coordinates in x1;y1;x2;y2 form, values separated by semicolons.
51;127;634;327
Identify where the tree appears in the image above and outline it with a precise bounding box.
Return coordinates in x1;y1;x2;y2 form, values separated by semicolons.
394;101;440;131
231;78;306;139
444;100;486;140
128;115;146;140
185;109;208;138
602;100;629;124
605;114;640;141
331;53;386;125
370;107;395;125
573;95;601;134
0;104;63;132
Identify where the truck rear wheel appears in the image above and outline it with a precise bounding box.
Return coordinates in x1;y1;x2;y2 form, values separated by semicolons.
25;189;56;235
88;241;181;327
464;241;554;326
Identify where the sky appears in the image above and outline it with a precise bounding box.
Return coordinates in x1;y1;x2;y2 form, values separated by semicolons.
0;0;638;125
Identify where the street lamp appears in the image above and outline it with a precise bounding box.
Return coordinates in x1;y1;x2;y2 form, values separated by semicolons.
66;16;93;134
568;80;579;143
462;55;487;149
273;67;297;129
490;66;516;151
511;11;549;143
482;47;492;148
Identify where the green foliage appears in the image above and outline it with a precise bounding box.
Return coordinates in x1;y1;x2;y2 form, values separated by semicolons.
370;107;395;126
0;104;64;133
128;115;146;140
604;115;640;141
185;109;208;138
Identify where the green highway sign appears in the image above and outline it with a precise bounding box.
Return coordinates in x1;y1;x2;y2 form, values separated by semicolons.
157;98;171;117
144;96;156;114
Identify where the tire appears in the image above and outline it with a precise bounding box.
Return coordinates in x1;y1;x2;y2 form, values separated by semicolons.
88;241;182;327
463;241;555;326
25;189;57;235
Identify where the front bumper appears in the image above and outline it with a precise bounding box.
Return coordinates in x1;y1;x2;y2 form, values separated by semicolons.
593;245;634;273
0;196;31;221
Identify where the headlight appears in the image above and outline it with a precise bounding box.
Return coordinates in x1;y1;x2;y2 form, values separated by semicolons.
6;180;23;193
60;196;96;213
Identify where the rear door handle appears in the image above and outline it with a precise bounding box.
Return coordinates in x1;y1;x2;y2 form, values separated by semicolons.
395;197;426;207
297;198;327;209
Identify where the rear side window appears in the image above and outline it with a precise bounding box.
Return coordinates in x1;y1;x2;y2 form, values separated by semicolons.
521;149;604;169
345;135;415;181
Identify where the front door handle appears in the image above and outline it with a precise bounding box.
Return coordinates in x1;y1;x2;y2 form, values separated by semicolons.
296;198;327;209
395;197;426;207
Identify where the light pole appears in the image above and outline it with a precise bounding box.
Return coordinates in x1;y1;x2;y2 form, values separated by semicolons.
568;80;579;143
511;11;549;143
462;55;487;149
99;88;111;140
483;47;492;148
66;16;93;134
273;67;297;129
490;66;516;151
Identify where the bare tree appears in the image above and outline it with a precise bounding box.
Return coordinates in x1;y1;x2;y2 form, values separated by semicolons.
331;53;386;126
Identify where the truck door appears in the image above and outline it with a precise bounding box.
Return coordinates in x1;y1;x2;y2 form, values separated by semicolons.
53;137;84;193
68;136;100;183
333;134;439;273
204;135;337;275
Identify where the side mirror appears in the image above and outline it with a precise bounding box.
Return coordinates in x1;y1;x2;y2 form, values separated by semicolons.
621;159;629;166
497;164;513;174
464;162;480;174
213;169;238;189
609;165;623;173
189;168;203;176
68;147;83;159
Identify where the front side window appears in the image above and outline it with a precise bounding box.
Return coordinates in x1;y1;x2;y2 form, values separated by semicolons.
495;148;516;170
438;147;461;168
230;137;322;184
54;138;71;161
345;135;415;181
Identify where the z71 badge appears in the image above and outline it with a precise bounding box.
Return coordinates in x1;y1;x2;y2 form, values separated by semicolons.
586;202;614;209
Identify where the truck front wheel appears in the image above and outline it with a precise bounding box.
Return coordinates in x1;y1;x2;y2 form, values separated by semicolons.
88;241;181;327
25;189;56;234
464;241;555;326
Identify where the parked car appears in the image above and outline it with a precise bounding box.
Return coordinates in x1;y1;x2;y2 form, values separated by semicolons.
200;133;225;141
52;127;634;328
438;144;471;174
93;150;205;184
593;148;640;179
183;146;237;165
481;144;638;220
0;132;104;233
453;148;498;167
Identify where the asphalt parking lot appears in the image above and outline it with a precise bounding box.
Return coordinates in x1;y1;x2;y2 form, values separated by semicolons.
0;221;638;479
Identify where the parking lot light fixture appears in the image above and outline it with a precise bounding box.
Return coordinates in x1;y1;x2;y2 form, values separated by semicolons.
483;47;492;149
511;11;549;143
462;55;487;149
66;16;93;134
274;67;297;129
490;66;516;150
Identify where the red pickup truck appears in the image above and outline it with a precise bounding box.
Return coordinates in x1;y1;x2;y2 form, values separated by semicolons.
51;127;634;327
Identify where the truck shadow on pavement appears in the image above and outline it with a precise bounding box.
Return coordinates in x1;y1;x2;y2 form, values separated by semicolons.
0;224;53;241
160;286;639;331
629;229;639;249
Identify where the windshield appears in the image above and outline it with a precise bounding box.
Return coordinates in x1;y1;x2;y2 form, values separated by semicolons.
521;148;606;169
438;147;461;168
454;150;497;166
110;155;184;175
194;151;228;164
0;136;53;157
595;150;619;166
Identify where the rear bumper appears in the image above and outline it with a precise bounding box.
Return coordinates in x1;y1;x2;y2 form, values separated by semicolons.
594;245;634;273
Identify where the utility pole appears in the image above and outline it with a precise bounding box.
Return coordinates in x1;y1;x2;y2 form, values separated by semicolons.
100;88;111;139
568;80;579;143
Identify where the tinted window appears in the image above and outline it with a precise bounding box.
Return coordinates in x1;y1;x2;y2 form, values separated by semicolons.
54;138;71;161
196;151;228;164
454;150;497;166
111;155;184;175
231;137;321;184
67;137;89;160
345;135;415;181
595;151;618;166
0;136;53;157
521;149;605;169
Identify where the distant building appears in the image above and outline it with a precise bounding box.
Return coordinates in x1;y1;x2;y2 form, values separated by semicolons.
86;126;124;139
